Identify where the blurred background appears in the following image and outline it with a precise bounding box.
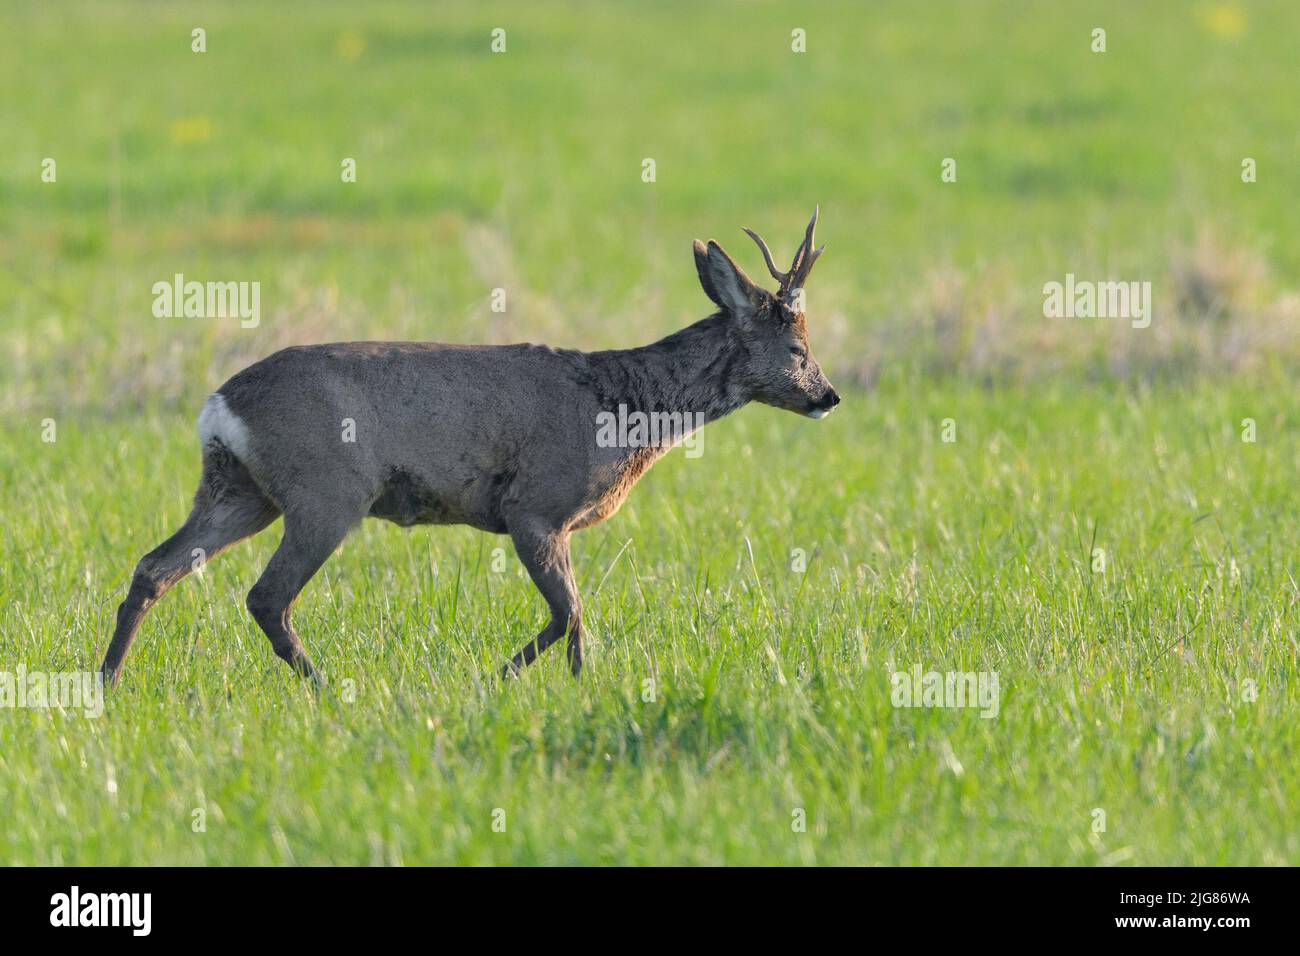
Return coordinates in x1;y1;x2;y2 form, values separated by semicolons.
3;0;1297;414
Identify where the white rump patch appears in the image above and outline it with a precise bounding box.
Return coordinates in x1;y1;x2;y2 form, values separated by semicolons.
197;392;253;460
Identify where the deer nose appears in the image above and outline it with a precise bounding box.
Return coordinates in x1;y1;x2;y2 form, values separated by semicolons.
825;389;840;408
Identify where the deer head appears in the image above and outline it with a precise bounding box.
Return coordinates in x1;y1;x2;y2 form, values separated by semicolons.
693;207;840;419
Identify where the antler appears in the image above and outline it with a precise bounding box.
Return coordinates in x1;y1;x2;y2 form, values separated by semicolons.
742;227;788;285
742;205;825;293
790;205;825;289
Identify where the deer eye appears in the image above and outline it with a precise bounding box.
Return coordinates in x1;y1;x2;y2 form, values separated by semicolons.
789;346;807;362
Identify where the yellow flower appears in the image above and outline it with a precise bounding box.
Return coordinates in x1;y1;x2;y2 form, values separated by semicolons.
1197;4;1246;38
336;30;366;62
168;116;212;145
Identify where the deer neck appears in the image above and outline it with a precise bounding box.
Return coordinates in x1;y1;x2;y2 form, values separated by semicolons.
588;314;749;428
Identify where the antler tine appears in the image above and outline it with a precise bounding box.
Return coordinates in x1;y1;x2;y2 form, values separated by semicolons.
790;206;823;288
744;207;824;292
742;227;789;284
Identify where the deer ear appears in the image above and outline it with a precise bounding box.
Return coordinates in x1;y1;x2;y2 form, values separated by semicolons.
698;240;760;315
693;240;722;307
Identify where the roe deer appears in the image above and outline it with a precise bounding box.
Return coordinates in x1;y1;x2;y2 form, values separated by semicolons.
100;208;839;685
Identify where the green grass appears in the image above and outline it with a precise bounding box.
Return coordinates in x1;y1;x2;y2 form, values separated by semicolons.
1;1;1298;864
3;381;1297;864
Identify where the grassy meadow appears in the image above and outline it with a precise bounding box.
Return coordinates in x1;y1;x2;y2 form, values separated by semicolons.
1;1;1298;864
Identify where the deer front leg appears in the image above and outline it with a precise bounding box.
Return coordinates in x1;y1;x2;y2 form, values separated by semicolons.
501;521;583;678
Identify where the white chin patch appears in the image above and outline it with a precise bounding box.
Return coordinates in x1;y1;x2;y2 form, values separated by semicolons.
807;407;831;420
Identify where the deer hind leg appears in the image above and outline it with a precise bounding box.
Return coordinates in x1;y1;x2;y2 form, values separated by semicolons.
101;461;279;685
245;507;359;684
501;522;583;678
